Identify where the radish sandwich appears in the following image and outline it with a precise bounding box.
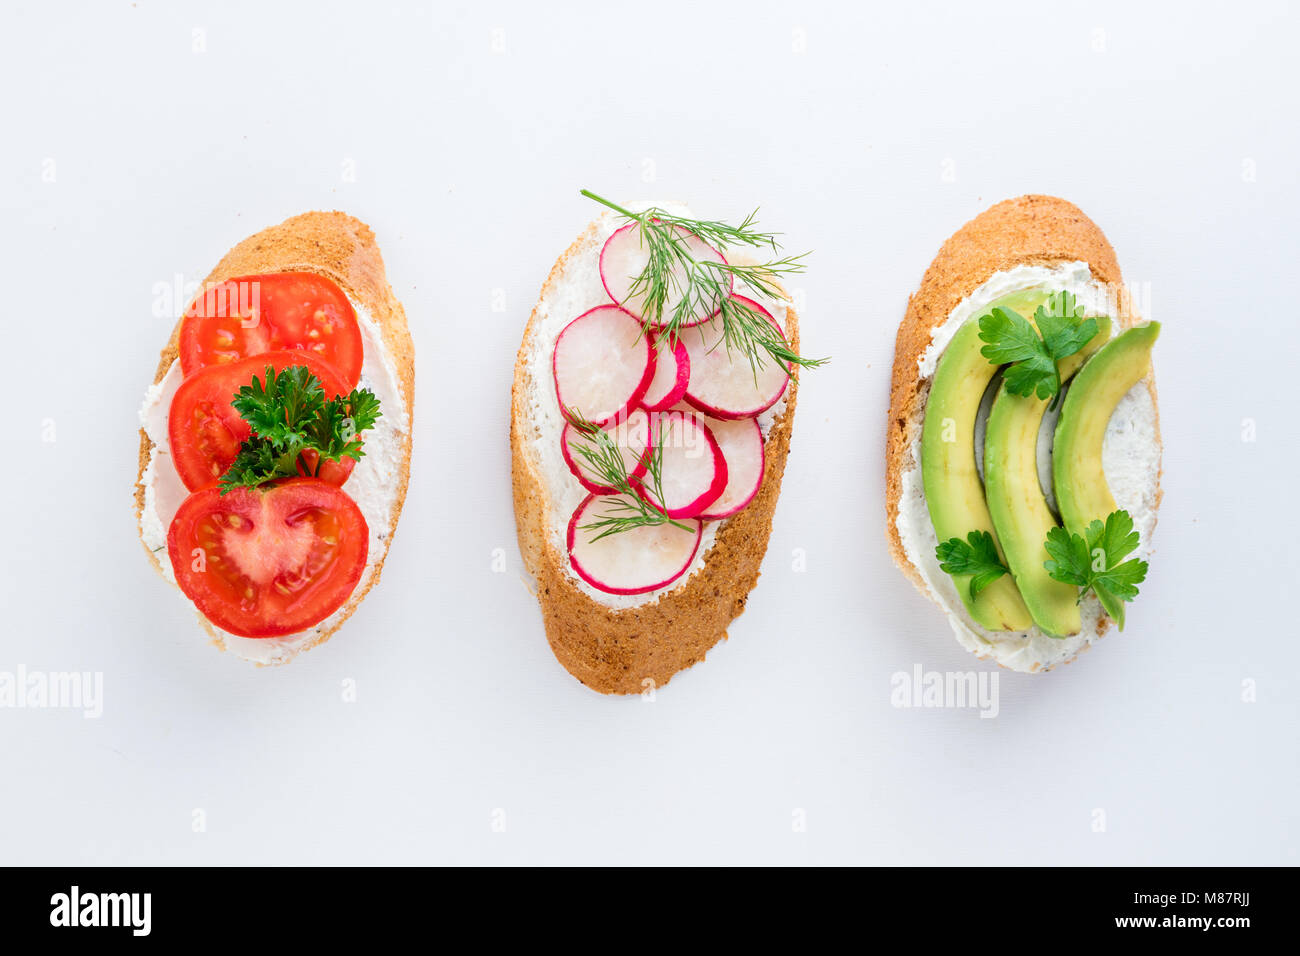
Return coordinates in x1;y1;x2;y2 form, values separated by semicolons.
511;193;820;694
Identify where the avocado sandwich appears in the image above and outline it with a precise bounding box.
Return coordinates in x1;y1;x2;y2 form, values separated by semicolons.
886;195;1161;672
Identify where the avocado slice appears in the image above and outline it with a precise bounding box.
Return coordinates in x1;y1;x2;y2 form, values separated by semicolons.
1051;322;1161;629
922;289;1049;631
983;314;1112;636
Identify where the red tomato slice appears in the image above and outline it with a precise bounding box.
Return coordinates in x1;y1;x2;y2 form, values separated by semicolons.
168;350;356;491
168;478;369;638
178;272;363;387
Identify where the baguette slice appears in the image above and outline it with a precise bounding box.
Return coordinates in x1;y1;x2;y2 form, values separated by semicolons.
511;212;799;695
886;195;1162;671
134;211;415;662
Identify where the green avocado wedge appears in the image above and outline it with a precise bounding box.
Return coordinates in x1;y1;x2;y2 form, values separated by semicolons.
983;314;1112;637
1052;322;1161;630
922;289;1050;631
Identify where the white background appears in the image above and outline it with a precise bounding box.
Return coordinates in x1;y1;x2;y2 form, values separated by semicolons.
2;0;1296;865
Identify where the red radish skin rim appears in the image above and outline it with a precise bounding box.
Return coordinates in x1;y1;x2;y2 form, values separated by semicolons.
636;410;728;519
559;411;650;495
683;294;791;420
598;221;733;330
552;305;654;427
640;334;692;411
566;494;703;596
698;417;766;520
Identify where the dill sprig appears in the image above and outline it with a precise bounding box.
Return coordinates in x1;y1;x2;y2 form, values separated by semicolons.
580;189;826;372
563;407;693;541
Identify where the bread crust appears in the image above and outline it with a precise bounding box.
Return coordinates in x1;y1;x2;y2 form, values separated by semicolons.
511;218;799;695
885;195;1162;658
134;211;415;660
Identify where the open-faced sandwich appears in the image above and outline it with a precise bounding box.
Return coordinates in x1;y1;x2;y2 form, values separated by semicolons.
887;195;1161;671
511;191;822;694
135;212;414;664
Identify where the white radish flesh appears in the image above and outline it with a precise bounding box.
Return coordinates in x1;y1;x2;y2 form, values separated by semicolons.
553;305;653;426
695;413;765;520
682;295;790;419
567;494;702;595
638;409;727;519
599;222;731;329
561;408;650;494
640;334;691;411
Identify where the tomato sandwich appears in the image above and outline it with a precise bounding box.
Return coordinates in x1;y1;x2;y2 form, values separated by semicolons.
135;212;415;664
511;191;823;694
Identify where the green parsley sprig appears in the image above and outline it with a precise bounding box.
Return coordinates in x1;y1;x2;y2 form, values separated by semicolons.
579;189;826;373
562;407;693;541
935;530;1011;601
1043;509;1148;628
218;365;381;494
978;291;1100;409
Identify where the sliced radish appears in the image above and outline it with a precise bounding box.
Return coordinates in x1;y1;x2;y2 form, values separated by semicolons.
553;305;653;426
600;221;732;329
561;408;650;494
695;413;766;520
567;494;702;595
682;294;790;419
640;333;691;411
636;409;727;519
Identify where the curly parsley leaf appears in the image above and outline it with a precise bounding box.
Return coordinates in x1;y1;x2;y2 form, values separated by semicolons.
1043;509;1148;607
219;439;285;493
978;291;1100;407
936;530;1010;601
230;364;323;446
218;365;382;494
309;388;382;465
